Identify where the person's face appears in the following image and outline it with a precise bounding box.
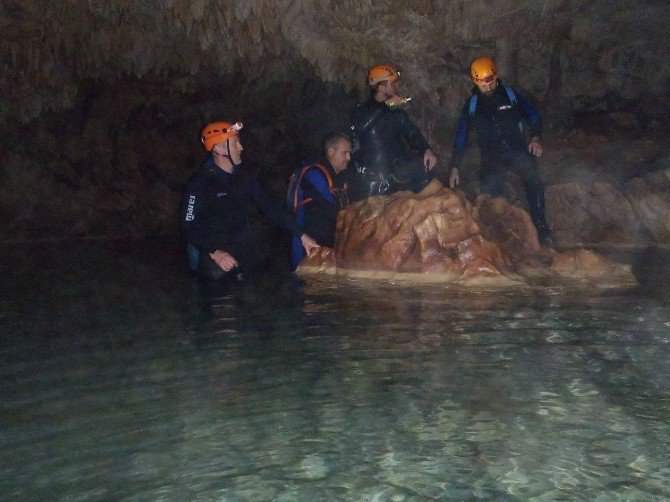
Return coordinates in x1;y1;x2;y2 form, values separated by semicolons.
227;136;243;164
378;79;398;98
328;139;352;174
476;78;498;96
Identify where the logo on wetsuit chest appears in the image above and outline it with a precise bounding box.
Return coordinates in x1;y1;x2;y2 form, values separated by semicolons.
497;105;512;111
185;195;196;221
216;192;228;197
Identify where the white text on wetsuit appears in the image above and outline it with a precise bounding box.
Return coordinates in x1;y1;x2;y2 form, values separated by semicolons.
185;195;195;221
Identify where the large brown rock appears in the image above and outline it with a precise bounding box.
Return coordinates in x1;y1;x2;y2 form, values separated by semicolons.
625;166;670;244
298;180;635;288
545;181;640;246
337;181;509;277
472;193;542;262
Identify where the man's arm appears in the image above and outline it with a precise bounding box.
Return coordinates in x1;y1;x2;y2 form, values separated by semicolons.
181;178;218;253
396;109;430;154
182;177;239;271
515;90;543;156
447;103;471;187
394;109;438;170
247;176;319;256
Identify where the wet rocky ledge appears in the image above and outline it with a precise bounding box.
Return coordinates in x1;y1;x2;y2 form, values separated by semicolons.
297;180;637;288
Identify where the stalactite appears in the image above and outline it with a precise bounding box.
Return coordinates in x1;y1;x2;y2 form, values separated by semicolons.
189;0;207;21
0;0;666;134
233;0;253;22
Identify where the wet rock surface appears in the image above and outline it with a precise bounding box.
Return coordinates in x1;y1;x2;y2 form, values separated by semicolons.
625;166;670;243
298;180;636;287
546;181;640;247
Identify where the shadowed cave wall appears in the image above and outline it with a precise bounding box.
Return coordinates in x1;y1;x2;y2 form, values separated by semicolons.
1;0;669;243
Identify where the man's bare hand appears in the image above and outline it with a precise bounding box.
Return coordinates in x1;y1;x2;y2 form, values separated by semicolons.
209;250;238;271
300;234;320;258
423;149;438;171
448;167;460;189
528;137;543;157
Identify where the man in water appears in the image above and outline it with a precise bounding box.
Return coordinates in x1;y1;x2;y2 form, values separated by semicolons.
349;65;438;201
287;132;351;269
182;120;319;281
447;56;555;246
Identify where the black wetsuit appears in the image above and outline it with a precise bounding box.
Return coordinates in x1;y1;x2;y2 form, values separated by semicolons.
449;81;551;241
350;99;432;201
181;157;303;279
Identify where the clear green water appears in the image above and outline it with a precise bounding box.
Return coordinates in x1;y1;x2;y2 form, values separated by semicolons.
1;241;669;500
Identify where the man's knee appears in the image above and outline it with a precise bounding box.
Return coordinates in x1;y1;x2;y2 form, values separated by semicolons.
349;175;396;200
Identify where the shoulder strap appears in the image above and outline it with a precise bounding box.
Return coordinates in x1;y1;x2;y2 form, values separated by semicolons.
502;86;524;132
469;87;516;116
503;86;517;104
287;163;334;212
468;94;478;116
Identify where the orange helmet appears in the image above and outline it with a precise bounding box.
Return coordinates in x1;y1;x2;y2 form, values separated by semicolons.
200;121;243;151
368;65;399;86
470;56;497;85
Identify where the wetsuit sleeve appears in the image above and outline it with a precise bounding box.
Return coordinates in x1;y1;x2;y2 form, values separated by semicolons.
396;109;431;154
516;90;543;139
303;169;339;222
248;178;304;237
181;176;220;254
449;102;471;169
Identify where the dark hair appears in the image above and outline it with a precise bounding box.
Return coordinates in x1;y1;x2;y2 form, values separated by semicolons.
323;132;351;154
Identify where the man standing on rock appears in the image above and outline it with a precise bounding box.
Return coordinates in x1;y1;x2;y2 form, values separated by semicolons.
287;132;352;270
181;120;319;281
447;56;555;246
349;65;438;201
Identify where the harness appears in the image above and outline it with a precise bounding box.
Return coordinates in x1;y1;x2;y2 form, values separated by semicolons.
469;86;523;132
287;162;345;212
287;162;347;271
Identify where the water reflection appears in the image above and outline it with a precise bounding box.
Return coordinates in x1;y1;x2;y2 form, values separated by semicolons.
1;241;669;500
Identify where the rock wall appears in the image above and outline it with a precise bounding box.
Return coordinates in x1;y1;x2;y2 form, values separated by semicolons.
1;1;669;241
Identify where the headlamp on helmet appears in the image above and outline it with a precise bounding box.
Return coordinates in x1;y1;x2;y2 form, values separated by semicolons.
200;121;243;151
368;65;400;86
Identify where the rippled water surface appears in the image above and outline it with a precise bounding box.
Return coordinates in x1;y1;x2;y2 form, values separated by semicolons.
1;240;670;500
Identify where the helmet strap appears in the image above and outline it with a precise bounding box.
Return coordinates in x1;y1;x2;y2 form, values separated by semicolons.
213;138;240;168
226;138;241;167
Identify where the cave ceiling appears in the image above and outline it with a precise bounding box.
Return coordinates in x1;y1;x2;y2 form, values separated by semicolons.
1;0;669;242
2;0;669;126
